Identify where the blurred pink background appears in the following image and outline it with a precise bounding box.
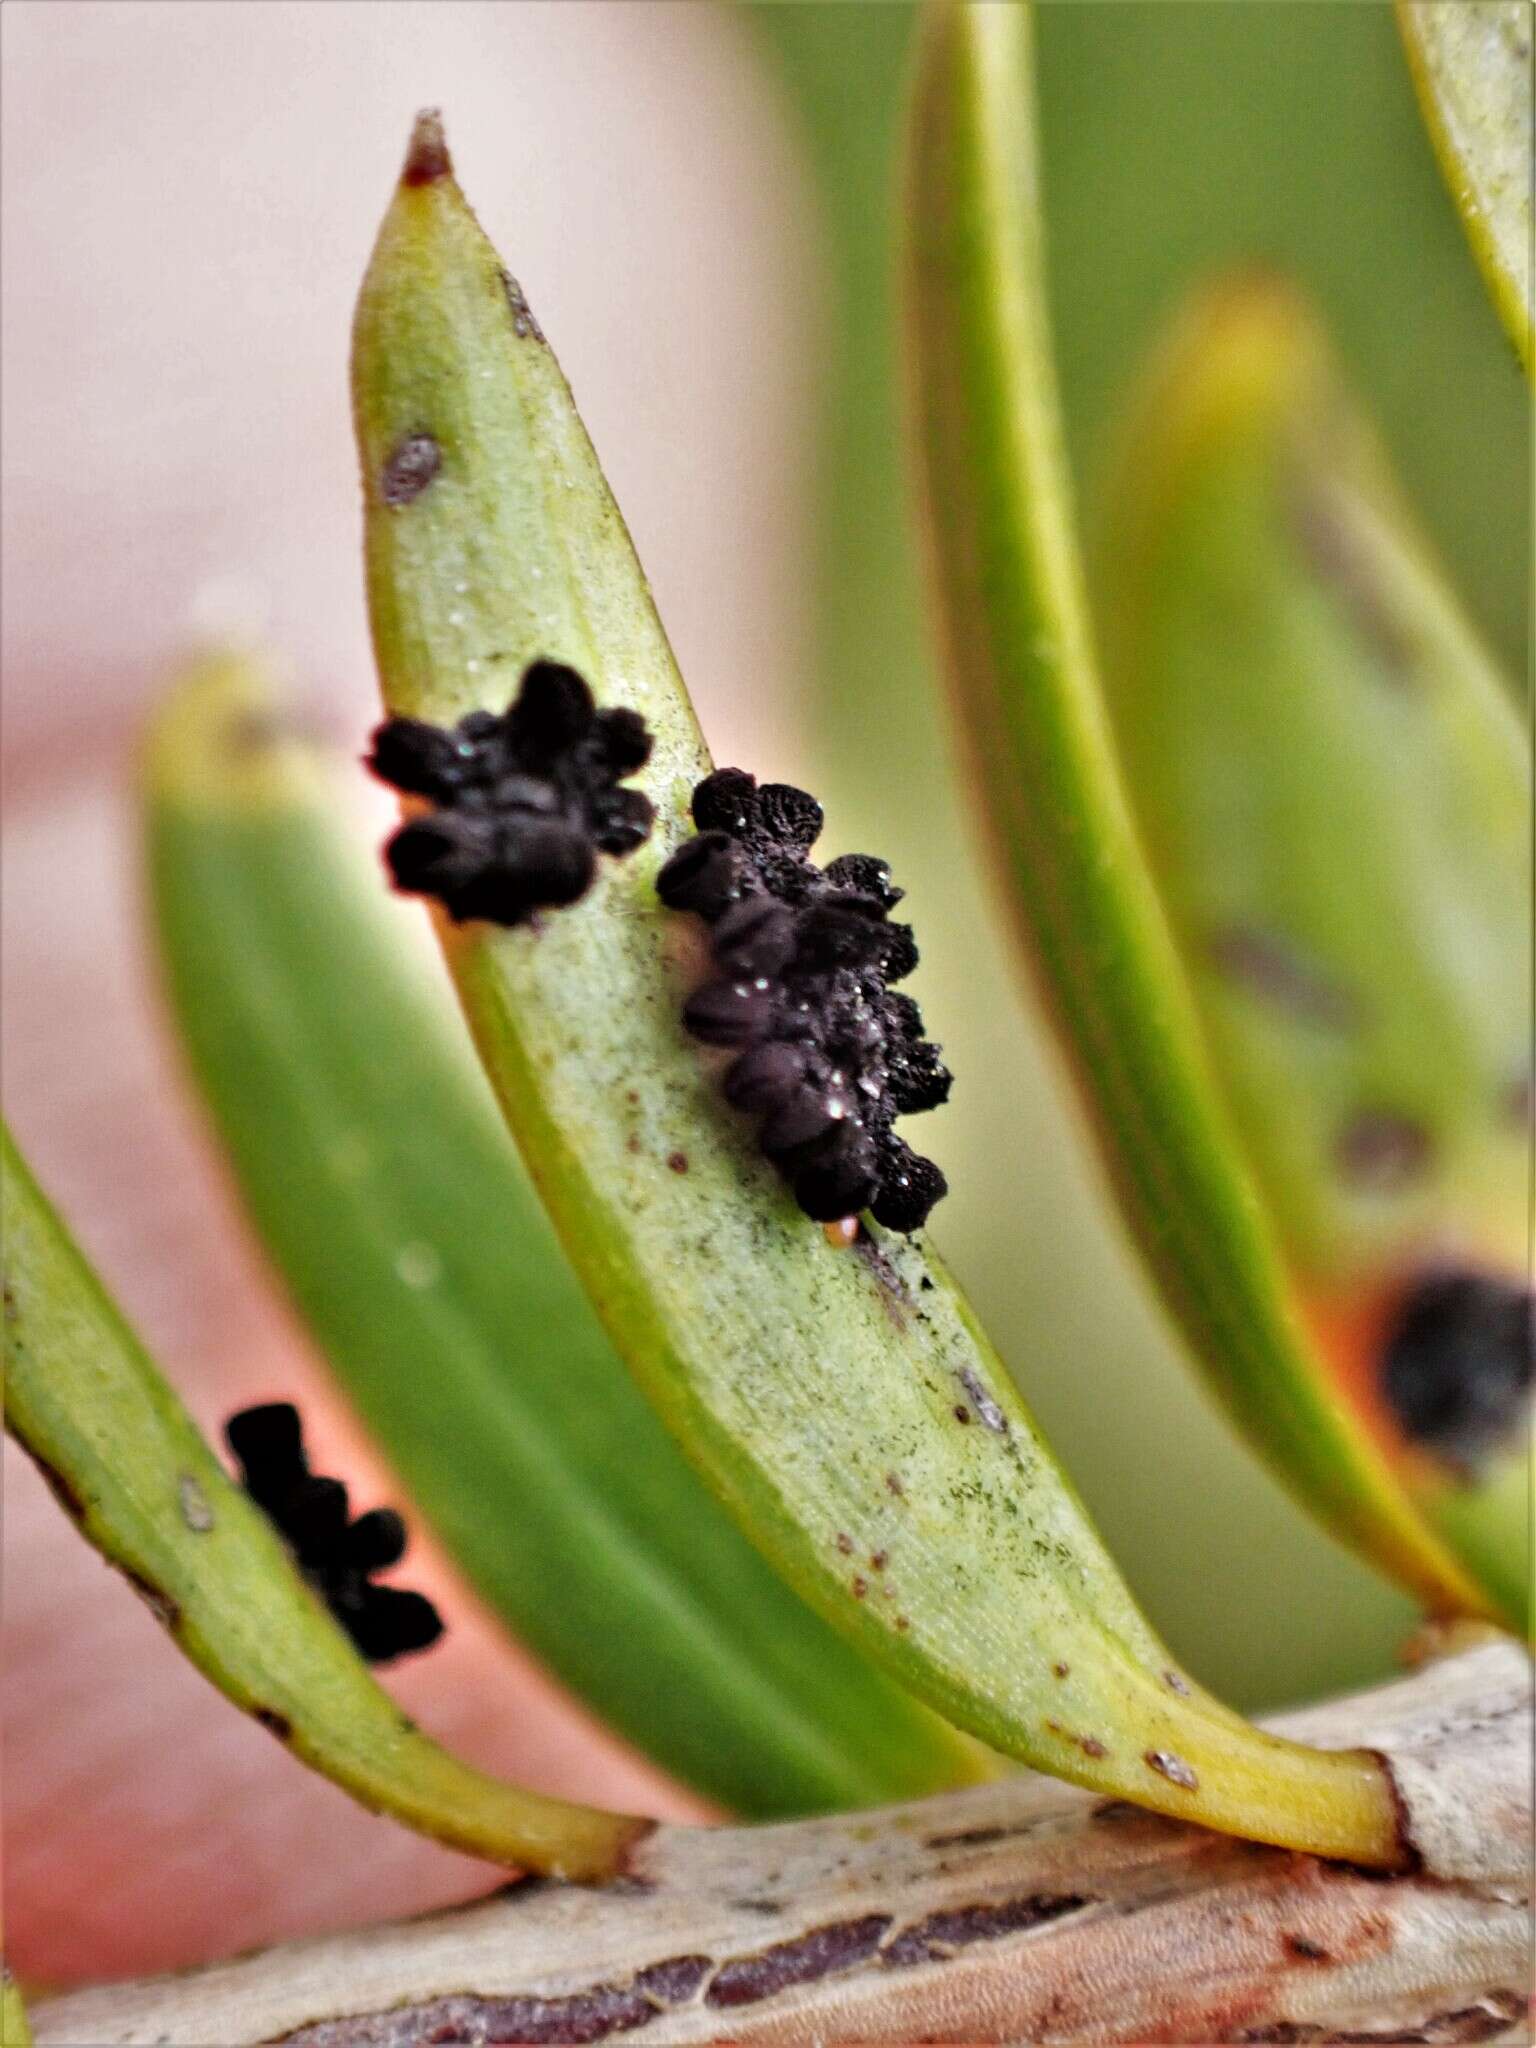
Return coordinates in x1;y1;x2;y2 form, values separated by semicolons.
2;0;823;1986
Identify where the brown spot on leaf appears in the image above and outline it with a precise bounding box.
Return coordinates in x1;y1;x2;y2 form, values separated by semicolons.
835;1531;854;1555
254;1706;293;1743
1053;1660;1070;1678
851;1576;868;1599
953;1403;971;1423
380;432;441;507
1336;1109;1433;1192
870;1550;888;1571
885;1470;905;1498
1209;925;1358;1031
666;1151;689;1174
1290;477;1416;680
1164;1667;1191;1694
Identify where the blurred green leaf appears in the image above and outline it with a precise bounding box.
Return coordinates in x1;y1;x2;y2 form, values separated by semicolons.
902;1;1488;1630
144;648;981;1818
1094;274;1530;1631
1;1121;644;1879
346;110;1407;1864
1;1963;30;2048
1398;0;1533;370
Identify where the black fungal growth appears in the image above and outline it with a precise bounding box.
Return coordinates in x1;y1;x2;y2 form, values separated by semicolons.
657;769;951;1232
369;659;655;927
225;1403;443;1664
1381;1270;1533;1472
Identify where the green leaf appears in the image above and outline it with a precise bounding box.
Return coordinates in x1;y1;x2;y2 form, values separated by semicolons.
901;1;1489;1630
1;1120;645;1880
1398;0;1533;370
347;107;1408;1865
1;1964;31;2048
143;647;982;1818
1094;274;1530;1632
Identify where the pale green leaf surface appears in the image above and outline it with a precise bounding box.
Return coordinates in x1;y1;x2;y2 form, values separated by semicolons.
1398;1;1534;369
347;111;1405;1862
1;1121;644;1880
901;2;1489;1631
144;649;981;1818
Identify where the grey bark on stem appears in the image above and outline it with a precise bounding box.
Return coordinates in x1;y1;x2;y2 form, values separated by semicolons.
32;1642;1532;2046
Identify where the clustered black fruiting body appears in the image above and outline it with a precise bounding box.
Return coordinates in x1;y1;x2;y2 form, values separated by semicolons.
369;659;655;927
225;1403;443;1665
1380;1270;1533;1474
656;768;951;1233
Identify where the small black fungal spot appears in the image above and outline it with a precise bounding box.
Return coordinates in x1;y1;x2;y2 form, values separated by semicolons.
254;1706;294;1743
369;660;655;928
1336;1108;1433;1191
500;267;546;343
225;1402;443;1665
1053;1660;1070;1678
379;431;442;506
667;1150;689;1174
1380;1269;1533;1471
656;768;949;1233
953;1403;972;1423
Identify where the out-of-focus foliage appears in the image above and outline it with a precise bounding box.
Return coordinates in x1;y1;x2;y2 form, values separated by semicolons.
1096;275;1530;1629
752;1;1527;1706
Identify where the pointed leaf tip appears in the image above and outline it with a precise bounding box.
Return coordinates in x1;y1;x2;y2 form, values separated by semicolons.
402;107;452;188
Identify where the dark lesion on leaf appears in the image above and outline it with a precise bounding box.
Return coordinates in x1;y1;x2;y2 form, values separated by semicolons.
225;1402;444;1665
1335;1108;1434;1193
379;431;442;506
1380;1268;1533;1473
370;659;655;930
657;768;950;1234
